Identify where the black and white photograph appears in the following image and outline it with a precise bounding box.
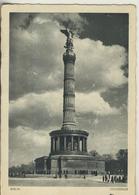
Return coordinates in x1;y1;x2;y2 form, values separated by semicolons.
1;4;136;193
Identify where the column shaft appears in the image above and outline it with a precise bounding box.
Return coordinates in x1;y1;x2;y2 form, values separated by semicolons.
53;138;55;152
51;138;53;152
85;138;87;152
55;137;57;152
82;138;84;152
57;136;60;151
77;137;80;151
62;50;76;130
64;136;67;151
71;136;74;151
44;159;47;173
83;138;85;152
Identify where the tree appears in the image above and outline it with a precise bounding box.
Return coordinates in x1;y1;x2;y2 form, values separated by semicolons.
89;150;102;159
20;162;35;174
9;162;35;177
89;150;98;156
116;149;127;161
102;154;114;161
116;149;128;175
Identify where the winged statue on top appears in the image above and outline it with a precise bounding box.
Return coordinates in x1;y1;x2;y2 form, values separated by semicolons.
60;28;74;50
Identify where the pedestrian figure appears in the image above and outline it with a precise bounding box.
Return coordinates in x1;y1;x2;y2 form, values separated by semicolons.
84;175;86;179
105;175;107;182
124;175;127;183
111;176;114;183
114;175;117;183
119;176;121;183
122;175;124;183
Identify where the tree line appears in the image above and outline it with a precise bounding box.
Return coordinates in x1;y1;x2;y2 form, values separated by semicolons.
9;149;127;177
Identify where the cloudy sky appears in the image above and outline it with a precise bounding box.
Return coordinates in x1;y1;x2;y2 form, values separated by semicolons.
9;13;128;166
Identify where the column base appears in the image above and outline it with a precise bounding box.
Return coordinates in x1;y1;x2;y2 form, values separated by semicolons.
61;123;76;130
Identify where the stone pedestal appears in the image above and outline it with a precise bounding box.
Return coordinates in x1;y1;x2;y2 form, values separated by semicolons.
49;155;105;176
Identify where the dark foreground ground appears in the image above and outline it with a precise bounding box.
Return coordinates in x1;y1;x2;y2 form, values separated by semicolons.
9;176;127;187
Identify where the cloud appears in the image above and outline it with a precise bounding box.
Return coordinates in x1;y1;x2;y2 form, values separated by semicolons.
10;13;127;100
93;118;99;125
88;128;127;155
9;90;119;129
75;38;127;92
9;91;63;129
9;126;51;166
101;83;128;108
10;14;65;100
33;13;87;35
76;91;119;116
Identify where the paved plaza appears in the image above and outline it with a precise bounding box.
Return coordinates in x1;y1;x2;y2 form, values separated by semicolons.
9;176;127;187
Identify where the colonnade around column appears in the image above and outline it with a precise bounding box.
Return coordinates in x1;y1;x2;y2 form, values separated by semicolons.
51;135;87;153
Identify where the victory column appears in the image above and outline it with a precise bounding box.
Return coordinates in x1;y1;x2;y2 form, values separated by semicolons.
35;29;105;176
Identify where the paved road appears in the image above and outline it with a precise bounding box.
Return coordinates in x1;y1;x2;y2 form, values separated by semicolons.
9;177;127;187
